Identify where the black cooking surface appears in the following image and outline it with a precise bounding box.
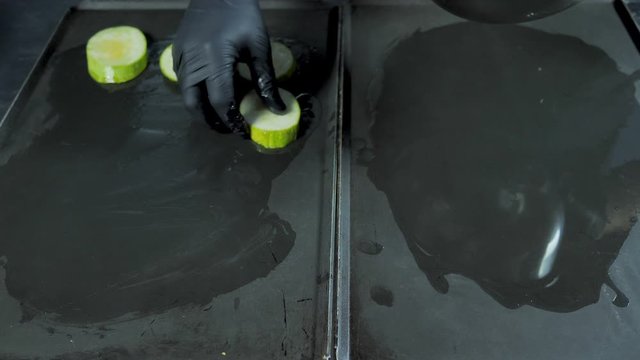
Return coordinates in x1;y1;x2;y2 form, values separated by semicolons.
4;1;640;359
0;7;338;359
349;1;640;359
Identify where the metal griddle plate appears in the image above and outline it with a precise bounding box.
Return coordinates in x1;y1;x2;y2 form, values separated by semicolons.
0;3;341;359
348;0;640;359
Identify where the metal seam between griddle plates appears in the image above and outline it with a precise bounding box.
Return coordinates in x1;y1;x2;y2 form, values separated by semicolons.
335;5;351;360
324;110;338;359
323;4;351;360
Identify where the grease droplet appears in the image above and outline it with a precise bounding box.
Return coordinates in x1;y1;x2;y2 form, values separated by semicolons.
370;286;394;307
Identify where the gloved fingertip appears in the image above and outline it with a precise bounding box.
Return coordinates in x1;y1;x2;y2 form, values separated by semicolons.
262;89;287;115
183;86;203;111
250;56;286;114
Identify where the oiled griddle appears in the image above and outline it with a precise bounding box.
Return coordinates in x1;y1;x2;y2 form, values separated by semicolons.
0;3;341;359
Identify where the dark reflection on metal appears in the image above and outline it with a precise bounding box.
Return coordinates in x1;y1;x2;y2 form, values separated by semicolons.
367;23;640;312
0;45;301;323
433;0;581;23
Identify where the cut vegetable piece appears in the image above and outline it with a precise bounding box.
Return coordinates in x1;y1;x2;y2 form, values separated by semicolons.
160;44;178;82
86;26;148;84
238;41;297;82
240;88;301;149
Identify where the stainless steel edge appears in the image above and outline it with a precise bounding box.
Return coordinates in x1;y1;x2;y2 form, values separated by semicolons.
616;0;640;52
322;114;337;359
75;0;336;11
76;0;188;10
0;9;73;130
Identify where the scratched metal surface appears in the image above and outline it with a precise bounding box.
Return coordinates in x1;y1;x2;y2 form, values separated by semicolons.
0;6;339;359
348;1;640;359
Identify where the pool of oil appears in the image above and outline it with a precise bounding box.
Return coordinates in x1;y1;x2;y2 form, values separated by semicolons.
350;2;640;359
0;7;338;360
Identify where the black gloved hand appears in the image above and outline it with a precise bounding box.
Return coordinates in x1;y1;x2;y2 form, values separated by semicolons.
173;0;286;132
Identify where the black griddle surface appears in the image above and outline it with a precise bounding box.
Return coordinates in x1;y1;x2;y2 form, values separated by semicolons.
349;1;640;359
0;7;338;359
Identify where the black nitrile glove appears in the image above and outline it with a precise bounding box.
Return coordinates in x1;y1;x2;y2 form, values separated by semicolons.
173;0;286;132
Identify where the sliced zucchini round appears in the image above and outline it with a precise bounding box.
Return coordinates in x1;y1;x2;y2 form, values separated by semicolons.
159;44;178;82
86;26;148;84
238;41;296;82
240;88;301;149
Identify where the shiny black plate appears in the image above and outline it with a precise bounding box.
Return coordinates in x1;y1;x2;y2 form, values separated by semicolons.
0;4;341;359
